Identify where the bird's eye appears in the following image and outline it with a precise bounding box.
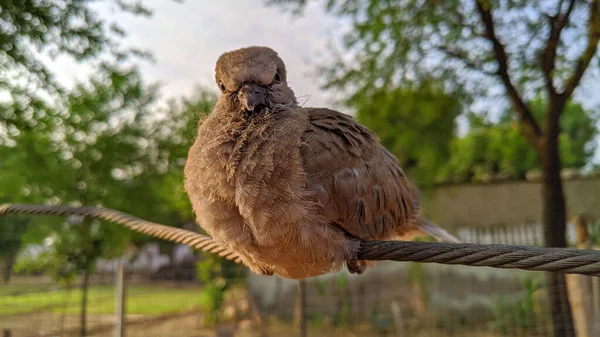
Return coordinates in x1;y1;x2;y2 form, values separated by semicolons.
273;72;281;83
218;82;226;92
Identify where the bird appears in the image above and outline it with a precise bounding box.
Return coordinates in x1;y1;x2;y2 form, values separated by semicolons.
183;46;458;280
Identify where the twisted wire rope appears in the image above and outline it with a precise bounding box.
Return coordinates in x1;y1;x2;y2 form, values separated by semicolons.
2;203;599;276
0;203;242;263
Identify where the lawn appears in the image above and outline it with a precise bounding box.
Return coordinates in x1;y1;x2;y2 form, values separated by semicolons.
0;283;212;316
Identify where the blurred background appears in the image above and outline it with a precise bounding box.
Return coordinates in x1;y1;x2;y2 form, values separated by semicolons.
1;0;600;336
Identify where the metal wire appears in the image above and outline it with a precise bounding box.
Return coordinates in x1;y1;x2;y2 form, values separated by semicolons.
0;203;242;263
359;240;600;276
2;203;600;276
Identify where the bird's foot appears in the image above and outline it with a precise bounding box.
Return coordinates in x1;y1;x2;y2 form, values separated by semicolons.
346;256;366;275
260;266;274;276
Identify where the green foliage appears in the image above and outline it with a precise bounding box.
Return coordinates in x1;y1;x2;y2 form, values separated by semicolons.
439;98;598;183
268;0;600;184
196;253;245;326
3;67;220;332
335;274;348;290
197;263;224;324
0;216;29;258
337;301;352;327
0;215;29;282
269;0;599;103
529;98;598;169
2;67;218;251
490;295;509;336
15;218;127;285
0;2;232;334
590;219;600;246
1;63;157;287
0;0;157;133
3;76;220;283
5;62;154;265
514;278;542;330
407;262;428;295
143;88;218;225
353;80;463;186
314;278;327;297
489;277;544;335
310;312;327;329
333;274;352;326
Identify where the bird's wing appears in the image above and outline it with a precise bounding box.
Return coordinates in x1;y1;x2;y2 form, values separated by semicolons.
300;107;420;240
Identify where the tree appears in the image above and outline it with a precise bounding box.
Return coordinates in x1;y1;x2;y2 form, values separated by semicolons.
0;98;66;282
440;97;598;183
0;0;165;278
268;1;600;335
0;215;29;283
2;82;237;335
15;216;119;336
59;64;159;337
0;0;157;131
143;87;219;224
352;80;463;186
5;63;159;337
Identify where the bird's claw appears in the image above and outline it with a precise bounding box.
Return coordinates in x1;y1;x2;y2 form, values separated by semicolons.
260;266;274;276
346;256;366;274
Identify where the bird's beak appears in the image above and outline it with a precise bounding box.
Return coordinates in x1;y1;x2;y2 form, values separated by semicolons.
239;84;265;112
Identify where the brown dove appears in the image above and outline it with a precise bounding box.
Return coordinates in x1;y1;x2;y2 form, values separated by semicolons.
183;46;458;279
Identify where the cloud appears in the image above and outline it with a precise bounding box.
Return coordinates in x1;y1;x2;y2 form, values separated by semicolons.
46;0;344;109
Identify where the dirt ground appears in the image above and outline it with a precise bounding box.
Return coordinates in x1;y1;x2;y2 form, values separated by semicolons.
1;275;550;337
3;311;210;337
2;311;513;337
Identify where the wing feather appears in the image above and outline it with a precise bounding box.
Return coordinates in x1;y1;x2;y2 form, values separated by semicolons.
300;108;420;240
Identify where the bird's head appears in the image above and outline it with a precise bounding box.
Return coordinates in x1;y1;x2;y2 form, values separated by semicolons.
215;46;297;114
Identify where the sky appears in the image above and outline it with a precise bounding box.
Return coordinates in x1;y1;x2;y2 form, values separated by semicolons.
46;0;345;109
44;0;599;163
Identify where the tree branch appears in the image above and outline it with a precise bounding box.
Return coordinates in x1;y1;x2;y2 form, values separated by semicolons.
475;0;543;147
541;0;577;97
562;0;600;100
435;45;496;76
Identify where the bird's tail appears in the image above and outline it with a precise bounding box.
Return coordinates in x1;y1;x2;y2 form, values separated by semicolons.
395;217;460;243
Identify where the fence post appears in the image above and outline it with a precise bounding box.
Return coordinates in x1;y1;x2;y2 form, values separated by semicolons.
589;217;600;337
295;279;307;337
114;258;127;337
390;300;404;337
566;216;595;337
592;271;600;337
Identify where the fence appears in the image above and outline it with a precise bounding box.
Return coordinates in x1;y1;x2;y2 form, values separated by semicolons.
246;216;600;337
1;205;600;337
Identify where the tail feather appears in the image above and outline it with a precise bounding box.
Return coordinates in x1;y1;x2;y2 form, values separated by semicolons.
417;217;460;243
395;217;460;243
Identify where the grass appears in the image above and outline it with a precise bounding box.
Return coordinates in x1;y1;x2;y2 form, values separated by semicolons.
0;283;53;296
0;283;212;316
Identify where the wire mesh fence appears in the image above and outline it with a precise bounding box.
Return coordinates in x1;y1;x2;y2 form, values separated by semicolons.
2;220;600;337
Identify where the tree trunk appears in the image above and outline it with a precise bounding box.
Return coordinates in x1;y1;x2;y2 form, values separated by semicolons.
2;251;16;284
81;269;90;337
541;130;575;337
295;280;307;337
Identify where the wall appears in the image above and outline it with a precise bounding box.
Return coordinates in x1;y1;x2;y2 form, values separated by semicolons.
421;176;600;230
